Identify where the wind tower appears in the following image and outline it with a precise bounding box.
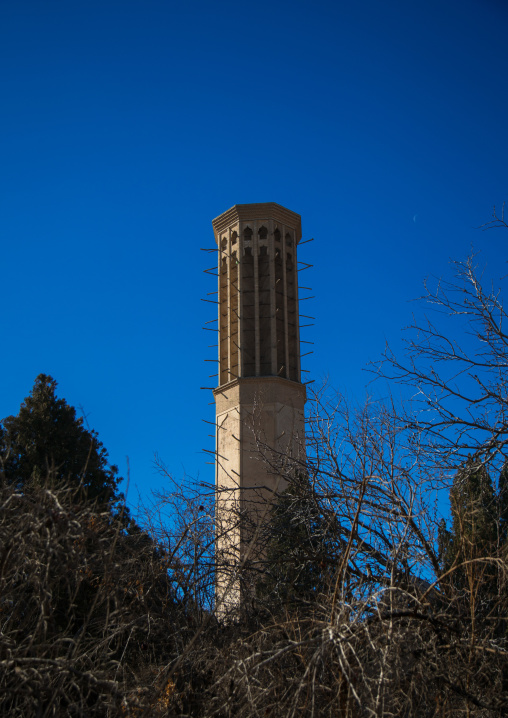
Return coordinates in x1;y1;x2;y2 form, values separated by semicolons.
211;203;308;612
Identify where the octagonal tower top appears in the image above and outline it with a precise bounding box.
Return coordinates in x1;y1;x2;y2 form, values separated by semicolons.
212;202;302;245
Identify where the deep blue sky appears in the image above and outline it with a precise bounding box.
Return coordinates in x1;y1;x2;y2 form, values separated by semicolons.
1;0;507;506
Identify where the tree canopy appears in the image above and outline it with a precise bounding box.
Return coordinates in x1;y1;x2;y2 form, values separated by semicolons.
0;374;123;510
257;473;337;611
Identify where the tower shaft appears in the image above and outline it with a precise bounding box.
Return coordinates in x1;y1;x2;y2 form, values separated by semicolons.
211;203;306;611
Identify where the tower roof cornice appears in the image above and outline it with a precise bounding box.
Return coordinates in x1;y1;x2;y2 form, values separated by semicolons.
212;202;302;244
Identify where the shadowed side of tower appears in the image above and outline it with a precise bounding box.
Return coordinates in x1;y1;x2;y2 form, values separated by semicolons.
212;203;307;614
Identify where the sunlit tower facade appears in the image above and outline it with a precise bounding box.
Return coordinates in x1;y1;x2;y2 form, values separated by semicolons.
211;203;307;611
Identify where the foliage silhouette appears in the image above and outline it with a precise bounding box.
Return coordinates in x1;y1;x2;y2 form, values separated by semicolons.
3;208;508;715
1;374;124;513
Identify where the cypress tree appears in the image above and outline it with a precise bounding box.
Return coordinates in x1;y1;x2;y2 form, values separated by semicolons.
0;374;123;510
258;474;336;610
439;457;499;613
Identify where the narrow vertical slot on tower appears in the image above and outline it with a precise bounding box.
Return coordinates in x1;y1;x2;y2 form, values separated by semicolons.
275;245;286;377
286;248;298;381
219;252;228;385
230;248;239;381
258;244;271;375
242;227;255;376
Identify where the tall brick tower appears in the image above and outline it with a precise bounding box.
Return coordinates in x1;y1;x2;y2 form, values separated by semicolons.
211;203;307;611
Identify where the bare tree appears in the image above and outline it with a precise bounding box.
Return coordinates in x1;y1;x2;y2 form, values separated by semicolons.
3;210;508;717
168;212;508;717
0;473;187;717
373;247;508;478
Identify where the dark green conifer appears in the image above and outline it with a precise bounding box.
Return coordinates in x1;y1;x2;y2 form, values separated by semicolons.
439;457;499;616
258;474;336;609
0;374;123;509
498;460;508;544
